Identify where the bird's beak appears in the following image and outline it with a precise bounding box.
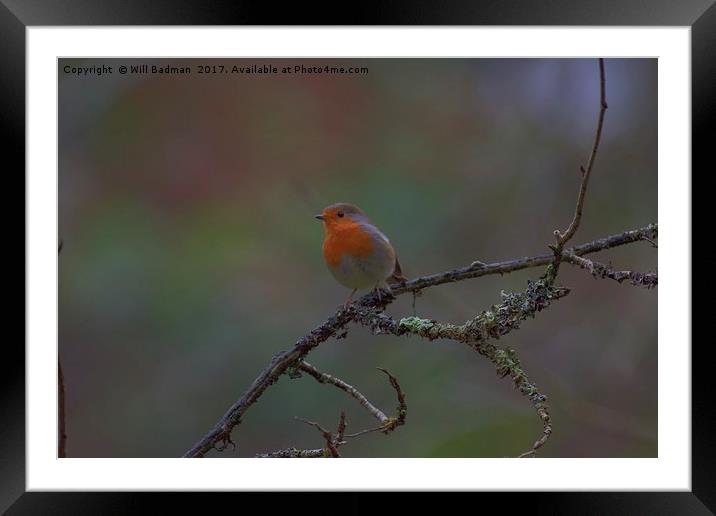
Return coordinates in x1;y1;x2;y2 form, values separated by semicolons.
314;214;324;221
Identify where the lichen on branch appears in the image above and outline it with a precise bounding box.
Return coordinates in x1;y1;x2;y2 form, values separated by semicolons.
354;277;564;456
357;279;569;345
564;251;657;288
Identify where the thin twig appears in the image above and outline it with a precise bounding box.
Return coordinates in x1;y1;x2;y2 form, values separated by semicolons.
183;224;656;458
343;426;390;439
376;368;407;431
258;367;407;457
555;58;608;249
641;236;658;249
344;367;407;438
336;411;347;442
58;239;67;458
298;361;389;424
563;252;657;288
58;360;67;458
296;417;341;458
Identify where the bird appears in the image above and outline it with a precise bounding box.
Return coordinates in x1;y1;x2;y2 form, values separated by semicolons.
315;202;407;306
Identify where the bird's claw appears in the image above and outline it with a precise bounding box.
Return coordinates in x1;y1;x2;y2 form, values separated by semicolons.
372;286;394;306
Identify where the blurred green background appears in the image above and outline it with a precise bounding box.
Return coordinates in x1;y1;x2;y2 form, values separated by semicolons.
58;58;657;458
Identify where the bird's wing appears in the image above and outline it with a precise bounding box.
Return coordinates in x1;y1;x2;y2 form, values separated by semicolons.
361;221;407;284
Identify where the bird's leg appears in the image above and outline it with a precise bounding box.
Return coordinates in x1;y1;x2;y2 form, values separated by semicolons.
343;289;357;310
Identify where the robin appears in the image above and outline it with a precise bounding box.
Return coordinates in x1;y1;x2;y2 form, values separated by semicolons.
315;202;407;305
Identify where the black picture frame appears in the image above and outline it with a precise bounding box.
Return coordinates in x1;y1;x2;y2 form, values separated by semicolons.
6;0;709;511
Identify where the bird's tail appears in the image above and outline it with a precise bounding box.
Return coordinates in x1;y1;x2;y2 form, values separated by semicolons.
389;256;408;284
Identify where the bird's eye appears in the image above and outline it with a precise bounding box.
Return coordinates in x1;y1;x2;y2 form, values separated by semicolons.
337;212;344;218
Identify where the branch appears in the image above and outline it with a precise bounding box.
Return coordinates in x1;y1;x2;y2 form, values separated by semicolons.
183;224;656;458
183;310;357;457
295;416;343;458
58;361;67;458
375;368;407;432
256;365;407;457
298;361;390;425
255;447;326;458
256;416;345;459
355;279;569;343
355;277;565;456
563;252;657;288
391;224;656;297
58;238;67;458
343;368;408;438
555;58;608;248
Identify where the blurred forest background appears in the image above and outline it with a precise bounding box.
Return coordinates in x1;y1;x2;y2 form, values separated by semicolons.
58;58;657;458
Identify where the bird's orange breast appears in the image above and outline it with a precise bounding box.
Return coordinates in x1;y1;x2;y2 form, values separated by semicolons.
323;221;375;267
